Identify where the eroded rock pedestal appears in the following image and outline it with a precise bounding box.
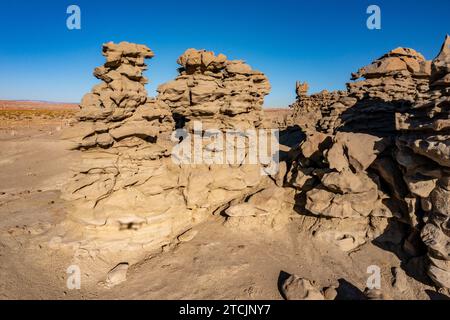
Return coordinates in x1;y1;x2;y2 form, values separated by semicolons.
58;42;199;255
158;48;291;230
56;44;287;264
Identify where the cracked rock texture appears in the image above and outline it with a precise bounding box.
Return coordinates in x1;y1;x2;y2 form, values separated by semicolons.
287;35;450;290
55;44;285;263
396;35;450;289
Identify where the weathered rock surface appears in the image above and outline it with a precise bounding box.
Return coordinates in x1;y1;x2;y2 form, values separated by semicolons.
105;263;129;288
286;130;394;251
281;275;325;300
287;35;450;289
58;42;196;255
157;48;284;229
55;43;282;265
51;35;450;293
157;48;270;131
289;85;351;134
393;36;450;289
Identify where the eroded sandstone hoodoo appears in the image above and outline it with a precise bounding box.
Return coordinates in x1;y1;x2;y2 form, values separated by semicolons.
290;46;432;135
157;48;291;230
57;42;198;256
349;47;431;102
157;48;271;131
53;36;450;292
341;47;431;135
55;44;287;264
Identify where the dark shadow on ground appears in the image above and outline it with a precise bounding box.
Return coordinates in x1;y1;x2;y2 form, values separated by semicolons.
426;289;450;300
277;270;292;300
335;278;367;300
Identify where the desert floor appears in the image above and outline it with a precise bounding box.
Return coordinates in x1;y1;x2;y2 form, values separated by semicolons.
0;104;447;300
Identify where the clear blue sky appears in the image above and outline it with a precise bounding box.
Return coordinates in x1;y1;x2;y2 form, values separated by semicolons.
0;0;448;107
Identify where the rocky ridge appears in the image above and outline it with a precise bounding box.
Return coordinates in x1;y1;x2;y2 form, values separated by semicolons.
287;35;450;290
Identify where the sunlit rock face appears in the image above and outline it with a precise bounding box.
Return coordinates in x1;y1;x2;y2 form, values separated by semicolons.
55;43;284;262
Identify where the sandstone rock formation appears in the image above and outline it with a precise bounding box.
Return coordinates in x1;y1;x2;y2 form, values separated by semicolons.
341;47;431;135
289;86;351;134
157;48;288;229
54;36;450;293
395;35;450;289
290;46;432;135
56;44;284;263
349;47;431;102
287;35;450;290
157;48;270;131
286;130;395;251
58;42;197;256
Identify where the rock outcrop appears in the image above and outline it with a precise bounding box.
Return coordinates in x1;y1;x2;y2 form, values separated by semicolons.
287;35;450;290
349;47;431;102
290;47;432;136
395;35;450;289
286;130;395;251
54;36;450;292
342;47;431;135
58;42;198;255
56;44;284;262
289;85;351;134
157;48;270;131
157;48;288;230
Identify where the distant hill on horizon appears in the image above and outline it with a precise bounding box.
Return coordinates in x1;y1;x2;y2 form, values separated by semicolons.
0;99;290;111
0;100;79;111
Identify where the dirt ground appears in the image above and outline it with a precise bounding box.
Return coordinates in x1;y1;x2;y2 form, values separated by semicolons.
0;105;448;300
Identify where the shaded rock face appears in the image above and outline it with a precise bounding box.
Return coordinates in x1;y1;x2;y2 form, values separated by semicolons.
287;35;450;289
290;46;432;136
157;48;271;131
57;44;283;260
341;47;431;136
395;35;450;289
286;131;394;251
289;87;352;134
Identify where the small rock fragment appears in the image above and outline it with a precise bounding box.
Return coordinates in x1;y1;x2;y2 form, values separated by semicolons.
105;263;129;288
178;229;198;242
282;275;325;300
392;267;408;292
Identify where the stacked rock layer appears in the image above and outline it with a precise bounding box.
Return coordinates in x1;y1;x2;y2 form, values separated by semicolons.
286;130;397;251
287;36;450;290
57;44;282;259
59;42;199;254
395;36;450;289
157;48;270;131
157;49;289;228
290;83;355;134
341;47;431;135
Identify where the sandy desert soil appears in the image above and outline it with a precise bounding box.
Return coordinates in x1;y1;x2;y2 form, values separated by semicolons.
0;103;447;300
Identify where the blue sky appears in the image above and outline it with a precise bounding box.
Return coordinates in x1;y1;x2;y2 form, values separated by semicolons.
0;0;448;107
